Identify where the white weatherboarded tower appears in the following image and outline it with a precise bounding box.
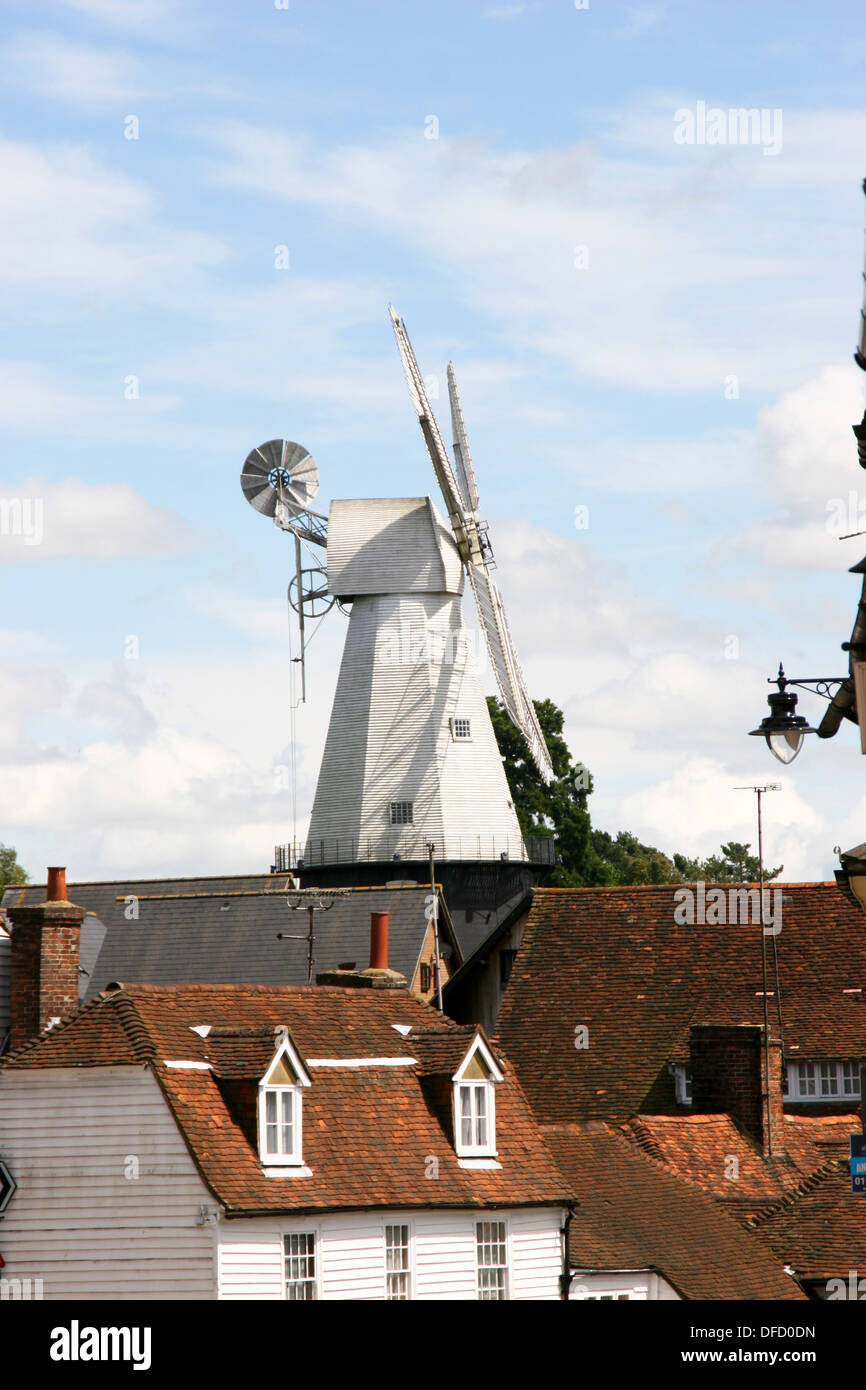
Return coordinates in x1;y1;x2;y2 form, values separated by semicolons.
240;308;554;874
305;495;524;864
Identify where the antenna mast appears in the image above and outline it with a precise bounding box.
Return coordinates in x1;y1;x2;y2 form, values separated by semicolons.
735;783;781;1156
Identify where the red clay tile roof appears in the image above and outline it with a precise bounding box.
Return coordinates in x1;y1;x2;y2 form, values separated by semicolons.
1;982;573;1216
748;1160;866;1282
496;883;866;1122
543;1123;805;1301
622;1111;855;1215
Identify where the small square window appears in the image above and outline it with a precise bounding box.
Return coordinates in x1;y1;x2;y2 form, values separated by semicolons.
451;718;472;741
843;1061;861;1096
819;1061;838;1097
390;801;414;825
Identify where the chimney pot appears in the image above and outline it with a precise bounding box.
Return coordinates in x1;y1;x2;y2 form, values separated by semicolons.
370;911;388;971
46;866;67;902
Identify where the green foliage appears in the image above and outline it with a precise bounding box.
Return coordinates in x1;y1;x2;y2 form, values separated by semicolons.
673;840;782;883
0;843;28;895
487;699;782;887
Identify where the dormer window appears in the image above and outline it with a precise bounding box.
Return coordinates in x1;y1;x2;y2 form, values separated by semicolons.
452;1034;504;1159
257;1035;312;1168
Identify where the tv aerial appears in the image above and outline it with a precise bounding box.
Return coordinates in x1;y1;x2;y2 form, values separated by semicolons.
240;438;332;701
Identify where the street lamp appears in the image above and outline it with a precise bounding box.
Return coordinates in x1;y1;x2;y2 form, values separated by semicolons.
749;665;818;765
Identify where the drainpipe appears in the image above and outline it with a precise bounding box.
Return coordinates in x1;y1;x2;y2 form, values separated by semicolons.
560;1204;577;1301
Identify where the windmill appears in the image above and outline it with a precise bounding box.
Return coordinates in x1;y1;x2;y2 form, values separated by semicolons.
241;309;553;876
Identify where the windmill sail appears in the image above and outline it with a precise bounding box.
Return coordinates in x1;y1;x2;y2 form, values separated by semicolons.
468;568;554;782
390;307;554;784
447;363;480;513
389;306;482;566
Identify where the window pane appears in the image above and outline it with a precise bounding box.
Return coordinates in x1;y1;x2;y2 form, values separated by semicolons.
820;1062;838;1096
460;1086;473;1146
475;1085;487;1147
266;1089;278;1152
280;1090;293;1153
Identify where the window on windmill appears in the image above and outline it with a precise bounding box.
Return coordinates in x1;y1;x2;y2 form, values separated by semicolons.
390;801;414;825
450;717;472;741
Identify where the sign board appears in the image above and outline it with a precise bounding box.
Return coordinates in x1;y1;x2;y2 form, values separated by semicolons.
850;1134;866;1193
0;1160;16;1216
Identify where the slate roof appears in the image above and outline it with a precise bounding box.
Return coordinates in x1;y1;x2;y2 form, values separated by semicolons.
1;876;461;1002
1;982;572;1217
748;1160;866;1283
545;1123;805;1301
496;883;866;1123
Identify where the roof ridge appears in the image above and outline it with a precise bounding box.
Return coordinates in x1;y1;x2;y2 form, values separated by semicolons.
747;1156;848;1227
103;987;159;1065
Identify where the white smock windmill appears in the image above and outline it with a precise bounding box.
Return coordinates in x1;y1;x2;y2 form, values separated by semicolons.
299;308;552;871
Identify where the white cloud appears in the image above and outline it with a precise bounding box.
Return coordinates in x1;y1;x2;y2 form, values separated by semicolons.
58;0;185;34
618;757;823;867
2;32;145;107
0;477;199;562
205;117;863;395
0;138;226;294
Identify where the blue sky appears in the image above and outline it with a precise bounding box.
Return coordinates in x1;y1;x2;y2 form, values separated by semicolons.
2;0;866;881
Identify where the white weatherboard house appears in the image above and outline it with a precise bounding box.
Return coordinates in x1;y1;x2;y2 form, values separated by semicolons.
0;969;572;1301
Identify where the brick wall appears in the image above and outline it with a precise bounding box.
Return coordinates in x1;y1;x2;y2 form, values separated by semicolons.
8;902;85;1049
690;1023;786;1156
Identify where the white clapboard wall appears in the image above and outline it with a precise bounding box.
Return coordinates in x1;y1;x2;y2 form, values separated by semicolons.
218;1206;564;1301
0;1067;216;1300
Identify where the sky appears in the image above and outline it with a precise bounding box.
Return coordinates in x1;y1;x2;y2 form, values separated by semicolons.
2;0;866;883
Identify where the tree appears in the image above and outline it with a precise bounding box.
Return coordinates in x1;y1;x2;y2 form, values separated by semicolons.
488;697;781;887
673;840;782;883
0;843;28;896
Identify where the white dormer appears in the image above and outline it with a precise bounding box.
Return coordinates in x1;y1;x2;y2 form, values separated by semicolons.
257;1036;312;1168
452;1033;504;1160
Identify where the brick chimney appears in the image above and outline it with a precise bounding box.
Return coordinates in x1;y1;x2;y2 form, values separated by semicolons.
8;867;85;1049
316;911;407;990
689;1023;786;1158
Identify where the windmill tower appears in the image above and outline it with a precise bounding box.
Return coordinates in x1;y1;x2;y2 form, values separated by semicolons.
241;309;554;890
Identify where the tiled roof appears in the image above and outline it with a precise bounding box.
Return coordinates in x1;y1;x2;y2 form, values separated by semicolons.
1;876;461;1000
748;1160;866;1282
1;982;572;1216
544;1124;805;1301
622;1111;855;1214
496;883;866;1123
410;1026;480;1077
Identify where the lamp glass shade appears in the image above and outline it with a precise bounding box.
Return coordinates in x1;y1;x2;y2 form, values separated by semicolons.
767;729;804;764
